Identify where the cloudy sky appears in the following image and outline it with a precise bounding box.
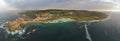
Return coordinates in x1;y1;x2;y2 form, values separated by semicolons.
0;0;120;11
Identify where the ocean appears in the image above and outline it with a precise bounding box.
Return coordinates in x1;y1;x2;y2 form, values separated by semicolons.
0;11;120;41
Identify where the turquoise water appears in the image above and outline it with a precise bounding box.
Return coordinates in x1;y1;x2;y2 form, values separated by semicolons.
17;22;89;41
1;12;120;41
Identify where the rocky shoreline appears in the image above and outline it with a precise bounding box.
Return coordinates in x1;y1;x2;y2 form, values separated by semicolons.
1;9;109;34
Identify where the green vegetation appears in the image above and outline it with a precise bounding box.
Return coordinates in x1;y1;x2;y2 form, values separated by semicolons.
4;9;109;32
20;9;108;21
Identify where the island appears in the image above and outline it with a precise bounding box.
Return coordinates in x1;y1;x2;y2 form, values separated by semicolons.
3;9;109;32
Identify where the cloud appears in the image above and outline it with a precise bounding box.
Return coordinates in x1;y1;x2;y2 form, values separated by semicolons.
27;0;115;10
11;0;25;2
0;0;20;11
4;0;119;11
92;0;120;10
7;7;20;10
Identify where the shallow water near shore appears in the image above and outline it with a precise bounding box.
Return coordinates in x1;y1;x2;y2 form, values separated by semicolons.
17;22;88;41
1;12;120;41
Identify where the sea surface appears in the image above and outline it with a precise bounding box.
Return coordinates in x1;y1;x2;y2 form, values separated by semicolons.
0;11;120;41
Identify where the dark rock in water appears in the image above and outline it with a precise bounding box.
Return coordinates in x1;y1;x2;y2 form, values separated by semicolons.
1;10;120;41
4;9;109;32
15;22;89;41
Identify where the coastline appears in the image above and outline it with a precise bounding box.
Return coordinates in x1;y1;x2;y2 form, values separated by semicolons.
0;15;110;35
0;9;109;35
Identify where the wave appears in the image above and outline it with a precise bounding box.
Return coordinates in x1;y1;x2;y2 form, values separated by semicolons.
0;23;25;35
0;14;110;35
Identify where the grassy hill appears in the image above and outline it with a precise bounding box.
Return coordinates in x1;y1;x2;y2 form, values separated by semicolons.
20;9;108;21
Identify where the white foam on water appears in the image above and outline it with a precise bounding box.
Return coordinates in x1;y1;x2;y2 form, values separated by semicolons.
82;15;111;41
43;18;75;23
32;29;36;32
0;15;110;35
0;23;26;35
85;24;92;41
8;29;25;35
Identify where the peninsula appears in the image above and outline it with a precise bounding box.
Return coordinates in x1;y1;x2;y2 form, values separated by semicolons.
4;9;109;32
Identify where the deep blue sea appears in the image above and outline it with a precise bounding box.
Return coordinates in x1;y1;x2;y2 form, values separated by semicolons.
0;11;120;41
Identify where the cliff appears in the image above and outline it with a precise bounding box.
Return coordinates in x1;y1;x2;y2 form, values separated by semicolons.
4;9;109;32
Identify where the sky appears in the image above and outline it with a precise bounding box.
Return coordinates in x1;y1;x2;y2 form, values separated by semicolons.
0;0;120;12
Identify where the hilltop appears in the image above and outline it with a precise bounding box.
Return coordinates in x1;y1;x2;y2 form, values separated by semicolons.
20;9;108;21
4;9;109;32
